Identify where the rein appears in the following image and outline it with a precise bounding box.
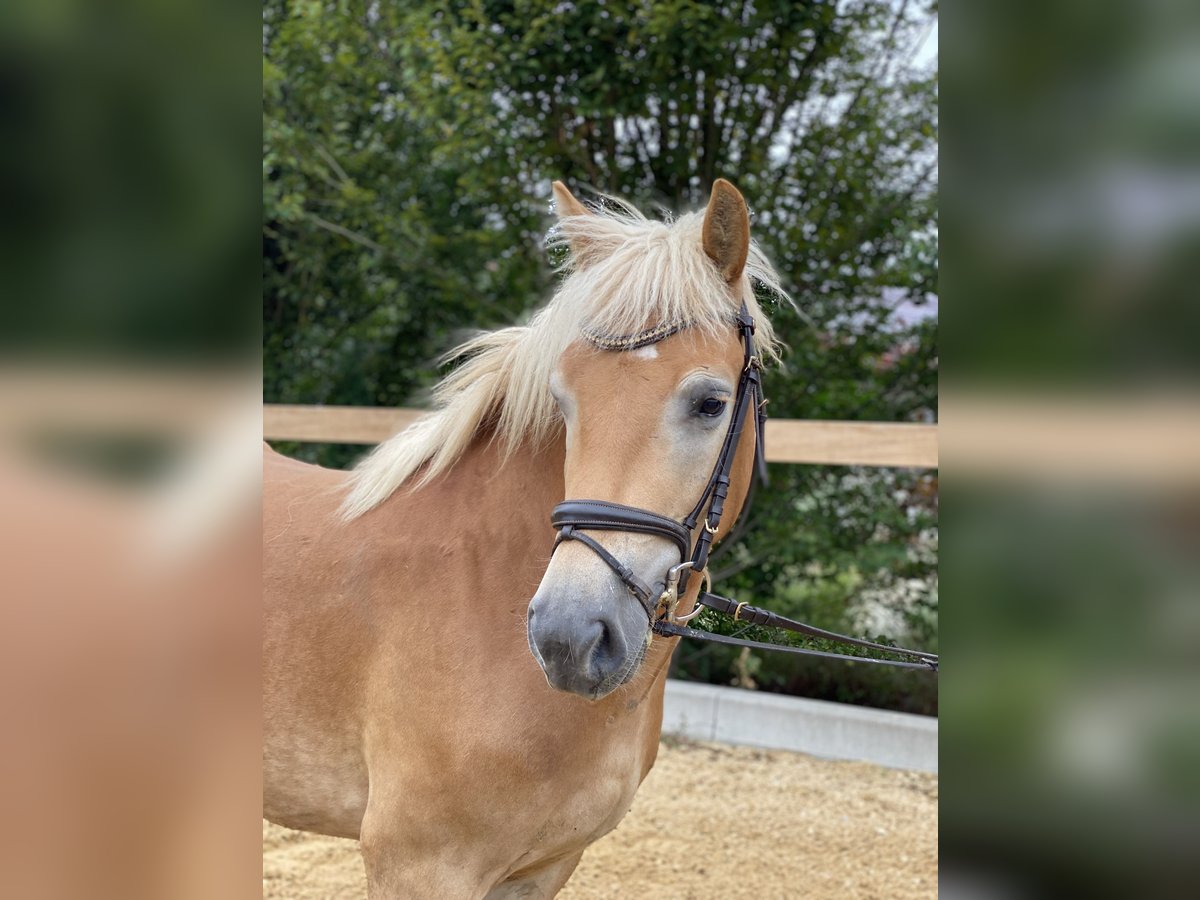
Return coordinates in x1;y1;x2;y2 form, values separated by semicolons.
654;595;939;671
549;303;939;674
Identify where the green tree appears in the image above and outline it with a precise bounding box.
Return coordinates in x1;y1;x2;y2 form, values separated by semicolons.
263;0;551;418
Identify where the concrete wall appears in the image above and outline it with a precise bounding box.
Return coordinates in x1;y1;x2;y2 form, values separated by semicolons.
662;680;937;773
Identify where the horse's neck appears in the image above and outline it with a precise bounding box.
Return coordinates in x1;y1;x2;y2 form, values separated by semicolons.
394;430;567;607
451;431;566;544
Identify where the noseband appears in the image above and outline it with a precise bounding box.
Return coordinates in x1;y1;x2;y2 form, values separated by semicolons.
550;302;767;623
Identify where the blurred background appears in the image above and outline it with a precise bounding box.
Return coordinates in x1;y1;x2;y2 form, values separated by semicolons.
942;1;1199;896
263;0;942;714
1;1;259;898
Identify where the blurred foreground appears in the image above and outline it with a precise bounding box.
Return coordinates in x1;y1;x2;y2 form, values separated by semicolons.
1;0;261;897
943;0;1200;895
0;371;261;900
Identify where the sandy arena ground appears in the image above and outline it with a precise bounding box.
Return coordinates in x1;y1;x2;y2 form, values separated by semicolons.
263;738;937;899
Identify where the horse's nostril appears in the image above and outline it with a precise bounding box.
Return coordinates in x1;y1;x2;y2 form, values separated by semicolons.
586;617;628;682
592;619;615;662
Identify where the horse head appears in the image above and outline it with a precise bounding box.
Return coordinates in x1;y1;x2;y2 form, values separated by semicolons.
528;179;776;699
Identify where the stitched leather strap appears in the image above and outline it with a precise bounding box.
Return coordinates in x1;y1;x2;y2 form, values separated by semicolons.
652;621;939;671
697;591;939;666
554;527;657;618
677;305;759;585
551;500;691;562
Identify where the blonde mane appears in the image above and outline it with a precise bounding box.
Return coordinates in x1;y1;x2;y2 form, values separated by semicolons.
341;198;789;519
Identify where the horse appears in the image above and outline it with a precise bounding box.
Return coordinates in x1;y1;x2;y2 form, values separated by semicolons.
263;179;786;897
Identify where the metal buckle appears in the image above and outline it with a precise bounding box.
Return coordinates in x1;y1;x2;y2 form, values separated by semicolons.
654;562;712;625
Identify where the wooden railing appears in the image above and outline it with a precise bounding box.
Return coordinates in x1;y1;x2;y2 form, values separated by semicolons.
14;372;1200;480
263;404;939;469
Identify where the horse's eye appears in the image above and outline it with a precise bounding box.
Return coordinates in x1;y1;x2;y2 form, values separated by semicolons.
698;397;727;417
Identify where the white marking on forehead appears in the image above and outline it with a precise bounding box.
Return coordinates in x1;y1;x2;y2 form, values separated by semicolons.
631;344;658;360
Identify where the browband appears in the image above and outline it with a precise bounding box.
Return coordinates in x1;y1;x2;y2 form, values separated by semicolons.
580;320;692;351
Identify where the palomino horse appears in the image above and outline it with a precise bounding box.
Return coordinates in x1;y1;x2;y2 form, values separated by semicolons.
264;179;786;897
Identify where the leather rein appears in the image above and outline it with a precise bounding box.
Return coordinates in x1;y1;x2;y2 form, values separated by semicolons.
549;304;938;674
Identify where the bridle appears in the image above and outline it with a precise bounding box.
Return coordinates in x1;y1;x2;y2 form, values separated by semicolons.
551;302;764;621
549;303;938;673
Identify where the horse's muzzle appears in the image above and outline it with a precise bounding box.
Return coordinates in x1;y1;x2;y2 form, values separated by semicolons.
526;588;647;699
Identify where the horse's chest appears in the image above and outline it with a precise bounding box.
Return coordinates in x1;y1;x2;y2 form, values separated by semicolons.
513;734;647;864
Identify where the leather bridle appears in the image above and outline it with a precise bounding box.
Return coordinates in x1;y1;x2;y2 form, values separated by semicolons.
548;303;938;673
551;302;764;622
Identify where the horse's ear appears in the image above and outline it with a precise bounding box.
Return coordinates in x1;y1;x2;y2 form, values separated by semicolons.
551;180;597;264
552;181;591;219
702;179;750;284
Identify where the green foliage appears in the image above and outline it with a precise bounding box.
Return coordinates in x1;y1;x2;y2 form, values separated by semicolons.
263;0;938;713
263;0;549;419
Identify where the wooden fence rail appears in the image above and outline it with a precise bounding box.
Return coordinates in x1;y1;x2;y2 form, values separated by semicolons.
264;404;938;469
